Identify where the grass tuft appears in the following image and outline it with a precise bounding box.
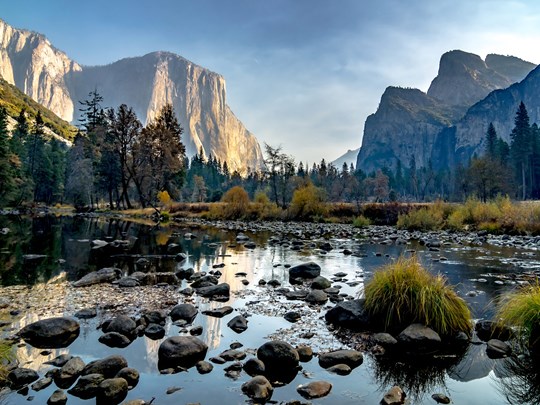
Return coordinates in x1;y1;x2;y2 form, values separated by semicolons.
0;339;14;384
496;283;540;342
363;256;472;336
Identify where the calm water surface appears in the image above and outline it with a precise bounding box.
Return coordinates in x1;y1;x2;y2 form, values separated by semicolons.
0;215;538;404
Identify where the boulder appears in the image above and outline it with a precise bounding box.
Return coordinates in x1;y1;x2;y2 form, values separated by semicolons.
143;310;167;325
381;386;406;405
243;358;266;376
99;332;132;348
73;267;121;287
74;308;97;319
170;303;198;323
158;336;208;370
311;276;332;290
373;333;398;347
68;374;104;399
190;275;219;288
305;290;328;304
219;349;247;361
45;354;72;367
257;340;299;373
297;381;332;399
324;299;372;331
289;262;321;280
19;317;80;348
297;345;313;362
115;367;139;388
118;277;140;288
7;367;39;388
318;350;363;369
31;377;53;391
227;315;248;333
202;306;234;318
196;283;230;299
97;378;128;404
196;361;213;374
241;375;273;403
102;315;137;339
397;324;441;351
144;324;165;340
55;356;85;388
486;339;512;358
82;355;128;378
284;311;301;323
47;389;67;405
475;320;513;341
175;267;195;280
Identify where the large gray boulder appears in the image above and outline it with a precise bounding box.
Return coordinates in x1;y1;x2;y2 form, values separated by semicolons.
196;283;230;299
73;267;121;287
397;324;441;351
170;303;198;323
318;350;363;369
257;340;299;373
7;367;39;388
102;315;137;339
158;336;208;370
289;262;321;280
82;355;128;378
325;299;372;331
55;356;86;388
97;378;128;404
19;317;80;348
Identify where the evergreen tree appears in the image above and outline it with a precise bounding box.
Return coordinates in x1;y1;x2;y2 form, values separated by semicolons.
510;102;532;200
0;107;15;204
485;122;498;159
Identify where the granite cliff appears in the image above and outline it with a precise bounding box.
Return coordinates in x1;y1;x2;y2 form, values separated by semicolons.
0;19;263;172
356;50;536;173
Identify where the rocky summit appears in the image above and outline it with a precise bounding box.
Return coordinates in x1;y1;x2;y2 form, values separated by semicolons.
356;50;536;173
0;18;263;173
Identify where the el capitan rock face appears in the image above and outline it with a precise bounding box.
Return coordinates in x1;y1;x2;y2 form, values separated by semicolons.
356;50;536;173
0;19;263;173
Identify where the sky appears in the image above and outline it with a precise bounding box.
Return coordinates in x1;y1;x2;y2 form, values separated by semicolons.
2;0;540;164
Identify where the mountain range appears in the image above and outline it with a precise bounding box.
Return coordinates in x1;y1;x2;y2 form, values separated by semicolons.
0;18;263;173
356;50;537;173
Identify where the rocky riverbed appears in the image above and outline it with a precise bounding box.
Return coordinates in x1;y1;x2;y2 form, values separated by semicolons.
0;216;539;404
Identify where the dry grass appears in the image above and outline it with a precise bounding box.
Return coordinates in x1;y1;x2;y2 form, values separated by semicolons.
363;256;472;336
496;283;540;342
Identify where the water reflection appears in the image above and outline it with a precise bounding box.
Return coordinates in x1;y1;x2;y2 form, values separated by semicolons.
496;355;540;404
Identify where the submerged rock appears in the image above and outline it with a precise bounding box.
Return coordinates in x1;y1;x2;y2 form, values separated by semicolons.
19;317;80;348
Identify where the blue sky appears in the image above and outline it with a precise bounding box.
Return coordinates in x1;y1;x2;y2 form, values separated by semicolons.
2;0;540;164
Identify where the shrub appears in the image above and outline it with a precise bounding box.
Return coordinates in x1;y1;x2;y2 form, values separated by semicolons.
396;207;443;231
353;215;371;228
363;256;472;336
221;186;250;219
288;184;327;220
496;283;540;343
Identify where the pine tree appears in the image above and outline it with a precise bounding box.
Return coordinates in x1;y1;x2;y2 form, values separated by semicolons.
485;122;498;159
510;101;532;200
0;107;15;205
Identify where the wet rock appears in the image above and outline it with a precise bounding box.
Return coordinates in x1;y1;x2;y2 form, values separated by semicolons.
227;315;249;333
305;290;328;304
297;381;332;399
486;339;512;358
118;277;140;288
68;374;104;399
115;367;139;388
190;275;219;288
99;332;132;348
97;377;128;404
397;324;441;351
432;393;451;404
47;389;67;405
219;349;247;361
475;320;513;341
74;308;97;319
319;242;333;251
31;376;53;391
176;267;195;280
196;361;213;374
209;356;226;364
144;324;166;340
170;303;198;323
241;375;273;403
179;287;194;296
45;354;73;367
19;317;80;348
73;267;121;287
82;355;128;378
381;386;406;405
7;367;39;388
224;361;243;372
284;290;309;300
158;336;208;370
55;356;85;388
284;311;301;323
289;262;321;280
326;364;352;375
373;333;398;347
257;340;299;373
243;358;266;376
190;326;203;336
311;276;332;290
103;315;137;339
296;345;313;362
267;279;281;287
176;252;188;261
324;299;372;331
143;310;167;325
202;306;233;318
318;350;363;369
245;241;257;249
196;283;230;299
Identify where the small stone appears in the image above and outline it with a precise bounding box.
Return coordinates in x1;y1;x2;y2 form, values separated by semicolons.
47;389;67;405
297;381;332;399
326;364;351;375
196;361;213;374
381;386;406;405
227;315;248;333
432;393;451;404
241;375;273;402
296;345;313;362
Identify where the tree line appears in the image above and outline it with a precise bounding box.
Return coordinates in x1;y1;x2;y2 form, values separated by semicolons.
0;94;538;209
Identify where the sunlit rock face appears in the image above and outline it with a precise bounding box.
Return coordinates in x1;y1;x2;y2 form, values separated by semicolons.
0;19;263;173
356;50;536;173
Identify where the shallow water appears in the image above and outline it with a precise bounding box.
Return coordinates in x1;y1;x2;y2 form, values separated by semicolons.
0;215;539;404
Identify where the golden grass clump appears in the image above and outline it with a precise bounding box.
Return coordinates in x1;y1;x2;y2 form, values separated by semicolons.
0;339;14;384
496;283;540;341
363;256;472;336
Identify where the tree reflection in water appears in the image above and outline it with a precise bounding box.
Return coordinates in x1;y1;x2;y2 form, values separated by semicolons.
497;354;540;405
